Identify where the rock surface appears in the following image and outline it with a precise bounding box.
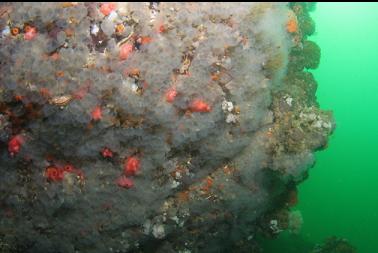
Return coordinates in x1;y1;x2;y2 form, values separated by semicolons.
0;3;334;253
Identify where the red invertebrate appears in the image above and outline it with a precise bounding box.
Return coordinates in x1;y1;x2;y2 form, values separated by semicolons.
138;36;152;45
8;135;24;157
101;147;113;158
165;87;177;103
158;24;166;33
44;164;84;182
14;95;24;102
50;52;60;61
45;166;65;181
124;156;140;176
287;17;298;33
100;3;116;16
24;26;37;40
63;164;75;173
39;87;51;98
10;27;20;36
119;43;133;60
91;106;102;121
116;175;134;189
72;80;92;100
189;99;211;113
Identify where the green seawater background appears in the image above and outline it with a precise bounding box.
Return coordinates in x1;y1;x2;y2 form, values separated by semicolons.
262;3;378;253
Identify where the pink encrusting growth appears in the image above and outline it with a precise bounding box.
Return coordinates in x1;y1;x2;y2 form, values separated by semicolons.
189;99;212;112
8;135;24;157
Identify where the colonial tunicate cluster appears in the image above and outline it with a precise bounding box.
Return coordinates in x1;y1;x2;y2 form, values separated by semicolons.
0;3;333;253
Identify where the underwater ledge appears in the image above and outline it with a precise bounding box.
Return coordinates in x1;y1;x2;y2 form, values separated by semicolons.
0;2;335;253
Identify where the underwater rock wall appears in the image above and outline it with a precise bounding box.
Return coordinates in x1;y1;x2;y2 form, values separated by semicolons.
0;2;334;253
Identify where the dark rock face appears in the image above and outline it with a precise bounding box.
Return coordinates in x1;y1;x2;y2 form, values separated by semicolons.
0;3;333;253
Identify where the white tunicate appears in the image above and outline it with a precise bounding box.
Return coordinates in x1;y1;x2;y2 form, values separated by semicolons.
285;96;293;106
91;24;99;35
322;121;332;129
152;224;165;239
221;100;234;112
313;121;322;128
170;216;179;224
1;26;10;37
171;180;180;189
131;83;139;93
226;114;238;124
175;171;182;179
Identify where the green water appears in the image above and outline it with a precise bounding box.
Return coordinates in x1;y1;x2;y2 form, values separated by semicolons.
263;3;378;253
